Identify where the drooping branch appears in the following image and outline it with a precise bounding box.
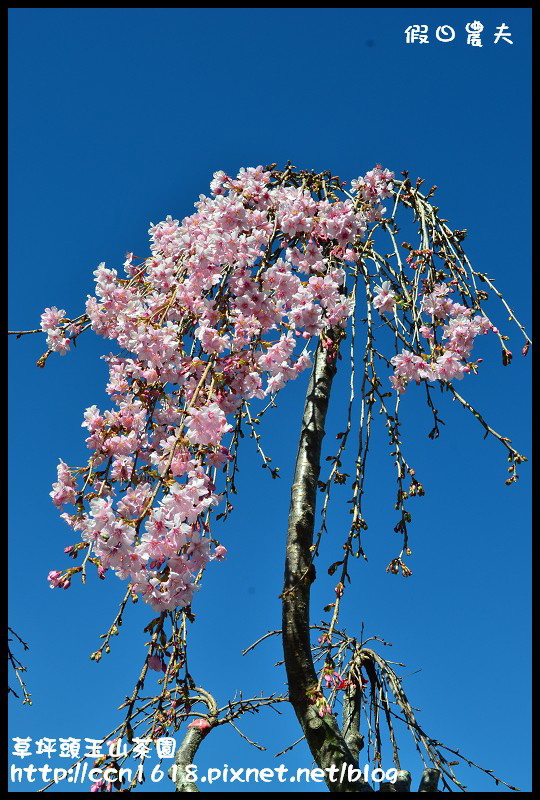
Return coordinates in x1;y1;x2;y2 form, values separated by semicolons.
7;626;32;705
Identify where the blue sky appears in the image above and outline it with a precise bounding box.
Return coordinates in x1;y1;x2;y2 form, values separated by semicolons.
8;8;531;793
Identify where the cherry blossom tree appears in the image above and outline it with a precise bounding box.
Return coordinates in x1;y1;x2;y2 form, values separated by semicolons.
10;163;529;792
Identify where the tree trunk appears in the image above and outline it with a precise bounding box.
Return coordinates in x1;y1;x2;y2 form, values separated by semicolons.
281;331;373;793
169;728;207;792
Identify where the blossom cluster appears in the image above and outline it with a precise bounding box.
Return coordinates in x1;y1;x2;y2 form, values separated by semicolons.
45;165;394;610
372;280;497;393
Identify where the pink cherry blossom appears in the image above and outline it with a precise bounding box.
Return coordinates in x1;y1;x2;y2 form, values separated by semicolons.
213;545;227;560
373;281;396;315
147;655;166;672
40;306;66;331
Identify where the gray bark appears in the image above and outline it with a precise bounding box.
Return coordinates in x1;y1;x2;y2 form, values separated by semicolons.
380;772;412;792
418;768;441;792
281;332;373;792
169;727;208;792
342;679;364;763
